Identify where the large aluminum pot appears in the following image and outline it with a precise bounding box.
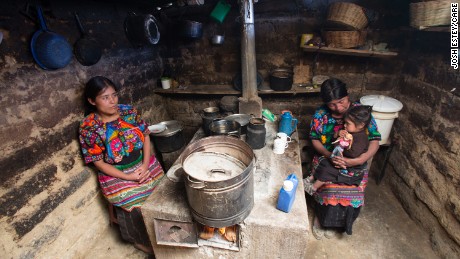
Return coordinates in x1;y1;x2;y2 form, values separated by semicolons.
180;136;255;227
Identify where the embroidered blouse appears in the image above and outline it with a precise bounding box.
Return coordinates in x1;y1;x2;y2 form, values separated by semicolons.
309;102;381;151
79;104;149;164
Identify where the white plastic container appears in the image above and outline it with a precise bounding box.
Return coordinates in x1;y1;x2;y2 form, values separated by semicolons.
161;77;171;89
360;95;403;145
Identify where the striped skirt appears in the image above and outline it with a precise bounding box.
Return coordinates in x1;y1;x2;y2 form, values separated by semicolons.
311;155;368;208
98;154;164;211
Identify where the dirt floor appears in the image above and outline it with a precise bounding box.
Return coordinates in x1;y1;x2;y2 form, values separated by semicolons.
83;178;439;259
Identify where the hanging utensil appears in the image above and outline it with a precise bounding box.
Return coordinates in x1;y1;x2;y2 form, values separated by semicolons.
74;12;102;66
124;12;160;47
30;5;73;70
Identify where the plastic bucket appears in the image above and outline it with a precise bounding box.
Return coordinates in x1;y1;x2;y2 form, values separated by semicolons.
210;1;231;23
360;95;403;145
371;111;398;145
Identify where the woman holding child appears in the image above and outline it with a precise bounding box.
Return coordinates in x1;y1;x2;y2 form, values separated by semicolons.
305;78;381;239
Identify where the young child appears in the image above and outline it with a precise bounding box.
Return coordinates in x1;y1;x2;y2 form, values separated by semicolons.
304;105;373;195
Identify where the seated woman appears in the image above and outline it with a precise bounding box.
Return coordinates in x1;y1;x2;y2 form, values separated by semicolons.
306;78;381;239
79;76;165;254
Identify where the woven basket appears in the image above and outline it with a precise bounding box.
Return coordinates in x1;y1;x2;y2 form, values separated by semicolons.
327;2;368;30
410;0;458;29
322;30;367;49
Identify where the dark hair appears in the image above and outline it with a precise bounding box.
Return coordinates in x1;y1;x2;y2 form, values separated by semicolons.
345;105;373;128
83;76;119;115
320;78;348;103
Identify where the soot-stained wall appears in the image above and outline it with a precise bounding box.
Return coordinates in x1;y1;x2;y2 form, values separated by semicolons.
0;1;168;257
158;1;459;258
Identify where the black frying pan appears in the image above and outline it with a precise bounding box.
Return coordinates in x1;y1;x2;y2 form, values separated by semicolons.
74;13;102;66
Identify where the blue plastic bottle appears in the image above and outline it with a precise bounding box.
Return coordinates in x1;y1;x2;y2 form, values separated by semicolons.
276;174;298;213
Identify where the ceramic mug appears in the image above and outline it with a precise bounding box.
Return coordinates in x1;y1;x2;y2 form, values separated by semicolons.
276;132;292;143
273;138;288;154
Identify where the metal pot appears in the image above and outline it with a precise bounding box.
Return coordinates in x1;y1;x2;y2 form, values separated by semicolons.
151;120;185;153
209;119;241;138
246;118;266;149
182;20;203;39
180;135;255;227
202;106;220;117
224;114;252;135
124;13;160;47
201;107;221;136
269;68;294;91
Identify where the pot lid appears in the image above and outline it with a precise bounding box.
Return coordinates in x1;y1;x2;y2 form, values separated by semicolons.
360;95;403;113
224;114;252;126
152;120;183;137
183;152;246;182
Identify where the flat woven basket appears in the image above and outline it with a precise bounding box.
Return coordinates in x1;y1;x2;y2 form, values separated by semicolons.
410;0;458;29
327;2;368;30
322;30;367;49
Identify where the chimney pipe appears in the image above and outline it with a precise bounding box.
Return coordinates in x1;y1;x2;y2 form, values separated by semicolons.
238;0;262;117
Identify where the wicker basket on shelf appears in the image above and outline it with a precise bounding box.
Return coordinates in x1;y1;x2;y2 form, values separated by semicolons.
326;2;368;30
410;0;458;29
322;30;367;49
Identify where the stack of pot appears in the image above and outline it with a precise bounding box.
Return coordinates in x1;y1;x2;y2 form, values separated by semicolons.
201;107;221;136
322;2;369;49
151;120;185;153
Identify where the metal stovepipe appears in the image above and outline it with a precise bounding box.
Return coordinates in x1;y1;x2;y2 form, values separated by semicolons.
239;0;262;117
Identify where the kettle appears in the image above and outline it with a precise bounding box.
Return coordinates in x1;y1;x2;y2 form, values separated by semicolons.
278;111;298;136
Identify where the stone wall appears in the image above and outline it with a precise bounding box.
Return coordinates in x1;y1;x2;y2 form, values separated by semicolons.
0;1;168;257
378;30;460;258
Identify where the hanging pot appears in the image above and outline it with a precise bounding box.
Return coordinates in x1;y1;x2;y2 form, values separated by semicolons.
182;20;203;39
180;135;255;227
74;13;102;66
124;13;160;47
30;6;73;70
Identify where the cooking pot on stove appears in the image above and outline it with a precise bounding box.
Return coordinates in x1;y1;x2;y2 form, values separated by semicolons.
224;114;252;135
180;135;255;227
201;107;221;136
209;119;241;138
151;120;185;153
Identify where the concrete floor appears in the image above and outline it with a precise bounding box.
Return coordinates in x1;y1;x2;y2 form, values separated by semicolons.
83;178;439;259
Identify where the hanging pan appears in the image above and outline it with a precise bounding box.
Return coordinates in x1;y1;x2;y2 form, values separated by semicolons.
74;13;102;66
30;6;72;70
124;13;160;47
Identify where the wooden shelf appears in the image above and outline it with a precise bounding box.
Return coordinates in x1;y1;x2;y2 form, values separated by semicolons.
153;84;320;95
399;25;450;32
301;45;398;58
